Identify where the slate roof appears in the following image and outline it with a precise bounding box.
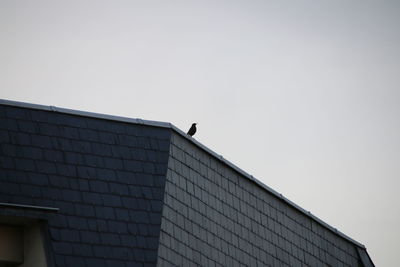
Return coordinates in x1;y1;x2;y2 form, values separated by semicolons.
158;133;373;266
0;100;171;267
0;99;374;266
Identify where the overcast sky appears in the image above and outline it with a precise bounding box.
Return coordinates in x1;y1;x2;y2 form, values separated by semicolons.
1;1;399;266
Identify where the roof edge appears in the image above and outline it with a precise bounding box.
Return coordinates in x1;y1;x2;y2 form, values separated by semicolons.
173;126;366;249
0;202;59;213
0;98;367;249
0;99;171;129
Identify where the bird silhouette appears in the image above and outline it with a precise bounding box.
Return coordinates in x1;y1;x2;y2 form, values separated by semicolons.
187;123;197;136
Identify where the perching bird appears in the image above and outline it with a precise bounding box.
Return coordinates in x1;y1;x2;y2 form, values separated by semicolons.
187;123;197;136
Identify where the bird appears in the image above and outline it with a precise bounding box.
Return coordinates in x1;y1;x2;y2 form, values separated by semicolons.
187;123;197;136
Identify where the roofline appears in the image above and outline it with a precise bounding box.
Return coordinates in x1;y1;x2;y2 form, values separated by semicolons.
0;98;366;249
0;202;59;213
0;99;171;129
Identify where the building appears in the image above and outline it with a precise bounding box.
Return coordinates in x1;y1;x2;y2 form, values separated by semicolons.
0;99;374;266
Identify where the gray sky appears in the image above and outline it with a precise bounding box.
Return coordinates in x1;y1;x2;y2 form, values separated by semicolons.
1;1;399;266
